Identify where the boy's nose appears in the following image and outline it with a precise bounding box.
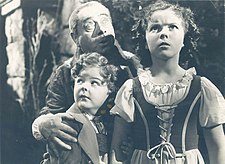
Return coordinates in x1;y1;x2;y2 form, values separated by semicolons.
82;87;88;92
81;82;90;92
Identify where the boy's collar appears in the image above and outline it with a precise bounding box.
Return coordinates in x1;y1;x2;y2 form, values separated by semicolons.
66;103;102;120
83;112;95;121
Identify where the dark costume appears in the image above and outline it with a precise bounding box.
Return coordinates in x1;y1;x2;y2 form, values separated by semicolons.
110;68;225;164
43;104;108;164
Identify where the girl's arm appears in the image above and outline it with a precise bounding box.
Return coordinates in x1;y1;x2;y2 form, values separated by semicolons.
203;124;225;164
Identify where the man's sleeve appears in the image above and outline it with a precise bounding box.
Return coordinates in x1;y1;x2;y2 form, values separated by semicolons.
39;64;74;115
32;62;74;140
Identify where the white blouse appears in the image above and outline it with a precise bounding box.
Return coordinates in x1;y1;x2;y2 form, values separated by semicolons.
111;67;225;128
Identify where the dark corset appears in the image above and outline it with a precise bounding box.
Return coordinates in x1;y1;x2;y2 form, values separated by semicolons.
132;75;201;154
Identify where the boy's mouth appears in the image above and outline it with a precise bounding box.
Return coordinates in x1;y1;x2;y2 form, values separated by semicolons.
79;95;90;100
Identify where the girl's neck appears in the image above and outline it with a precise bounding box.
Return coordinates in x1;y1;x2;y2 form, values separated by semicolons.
149;60;185;84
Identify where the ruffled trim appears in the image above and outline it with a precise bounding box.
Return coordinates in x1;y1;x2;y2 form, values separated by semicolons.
139;67;196;94
138;67;196;105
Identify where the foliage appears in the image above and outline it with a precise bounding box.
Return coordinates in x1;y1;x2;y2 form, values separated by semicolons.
23;9;56;119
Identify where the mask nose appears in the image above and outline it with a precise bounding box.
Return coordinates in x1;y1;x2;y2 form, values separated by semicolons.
92;22;104;37
92;19;115;38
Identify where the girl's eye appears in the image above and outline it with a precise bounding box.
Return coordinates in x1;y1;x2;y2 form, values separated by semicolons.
83;20;95;32
149;24;162;32
168;24;178;30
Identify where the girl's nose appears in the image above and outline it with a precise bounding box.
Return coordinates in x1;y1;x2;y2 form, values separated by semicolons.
160;27;169;39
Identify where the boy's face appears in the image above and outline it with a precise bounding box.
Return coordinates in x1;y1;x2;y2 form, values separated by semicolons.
75;5;115;53
145;8;185;60
74;66;109;115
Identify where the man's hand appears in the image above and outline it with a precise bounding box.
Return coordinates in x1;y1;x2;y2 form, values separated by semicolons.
79;34;115;54
38;113;78;156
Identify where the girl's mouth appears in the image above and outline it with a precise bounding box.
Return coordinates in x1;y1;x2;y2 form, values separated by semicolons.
159;42;170;47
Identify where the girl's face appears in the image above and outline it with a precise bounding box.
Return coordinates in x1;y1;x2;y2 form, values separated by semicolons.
145;8;185;60
74;66;109;115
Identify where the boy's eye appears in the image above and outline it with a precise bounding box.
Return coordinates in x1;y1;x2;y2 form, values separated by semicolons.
83;19;95;32
91;80;101;86
168;24;178;30
76;78;84;84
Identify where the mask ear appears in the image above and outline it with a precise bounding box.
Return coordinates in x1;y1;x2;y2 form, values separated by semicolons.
71;33;78;43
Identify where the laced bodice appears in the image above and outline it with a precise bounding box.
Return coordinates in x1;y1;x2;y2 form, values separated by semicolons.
110;67;225;164
132;68;199;163
146;105;178;163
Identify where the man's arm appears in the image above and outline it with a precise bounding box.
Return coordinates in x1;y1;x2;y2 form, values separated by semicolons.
40;62;74;115
32;61;77;156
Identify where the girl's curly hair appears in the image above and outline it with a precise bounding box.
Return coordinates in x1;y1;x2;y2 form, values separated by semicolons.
134;0;200;67
144;0;199;53
71;52;118;91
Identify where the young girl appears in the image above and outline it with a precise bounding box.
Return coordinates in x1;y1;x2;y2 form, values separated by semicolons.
45;52;118;164
110;1;225;164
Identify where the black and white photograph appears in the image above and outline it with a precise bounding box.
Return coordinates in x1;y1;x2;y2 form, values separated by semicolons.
0;0;225;164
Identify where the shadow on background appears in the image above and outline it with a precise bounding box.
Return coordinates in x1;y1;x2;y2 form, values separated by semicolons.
0;15;45;164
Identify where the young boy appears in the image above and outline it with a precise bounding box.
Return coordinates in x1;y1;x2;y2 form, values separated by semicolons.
45;52;118;164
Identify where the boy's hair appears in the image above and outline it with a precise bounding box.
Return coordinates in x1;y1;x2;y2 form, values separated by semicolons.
69;1;111;37
71;52;118;91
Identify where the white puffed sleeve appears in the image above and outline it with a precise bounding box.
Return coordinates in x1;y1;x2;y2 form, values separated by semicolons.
199;77;225;127
110;79;135;122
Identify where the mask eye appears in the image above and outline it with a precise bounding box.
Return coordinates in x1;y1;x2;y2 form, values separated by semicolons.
99;16;111;26
83;19;95;32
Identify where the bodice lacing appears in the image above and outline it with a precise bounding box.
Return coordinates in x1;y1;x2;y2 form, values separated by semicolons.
147;105;178;163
